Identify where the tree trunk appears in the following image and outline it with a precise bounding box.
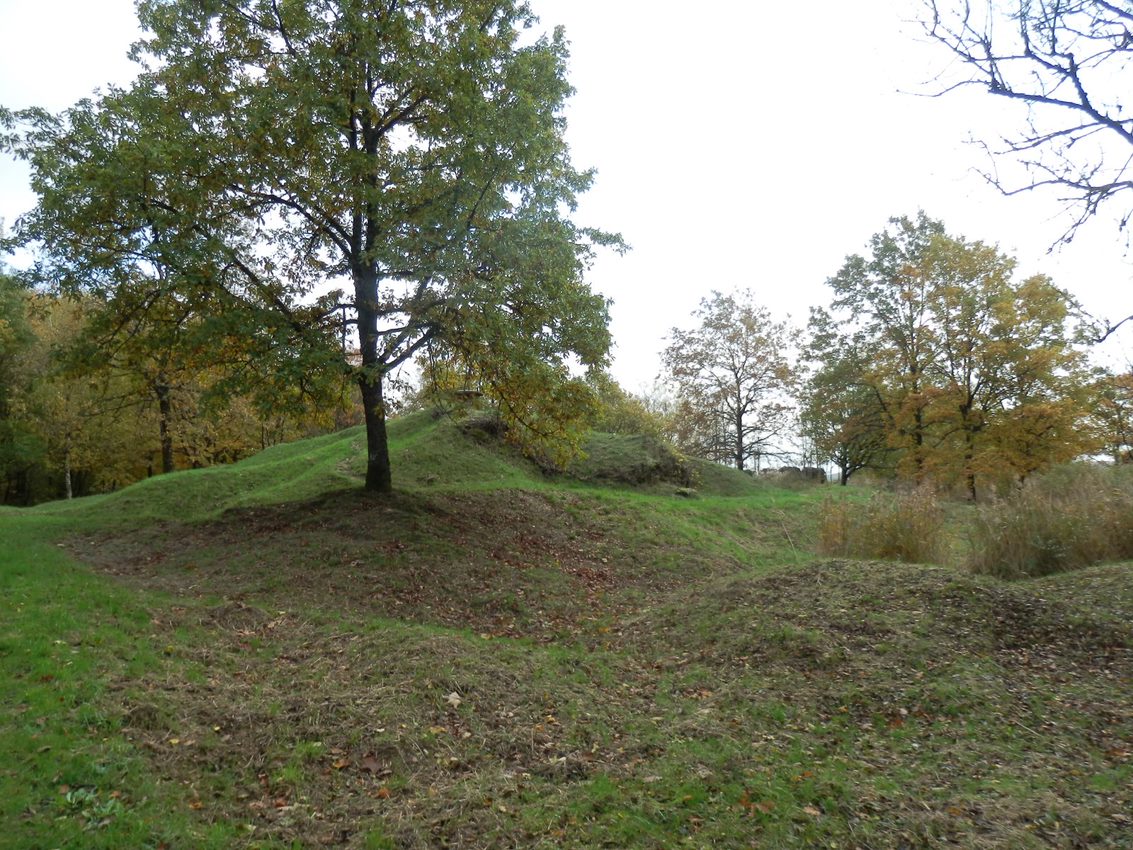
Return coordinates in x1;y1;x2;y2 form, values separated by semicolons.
155;380;174;474
912;404;925;482
356;266;392;493
734;404;745;471
63;436;73;500
964;427;978;502
359;373;392;492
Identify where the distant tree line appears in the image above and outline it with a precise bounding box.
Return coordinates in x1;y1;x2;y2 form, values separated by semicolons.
6;209;1131;504
0;273;351;504
654;213;1130;499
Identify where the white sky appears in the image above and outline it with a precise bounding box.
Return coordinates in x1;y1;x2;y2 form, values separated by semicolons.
2;0;1130;390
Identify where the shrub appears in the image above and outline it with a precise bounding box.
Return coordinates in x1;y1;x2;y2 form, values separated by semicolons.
968;463;1133;578
818;486;945;564
588;374;669;441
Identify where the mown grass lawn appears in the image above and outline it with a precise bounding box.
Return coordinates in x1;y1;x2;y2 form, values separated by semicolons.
2;414;1130;849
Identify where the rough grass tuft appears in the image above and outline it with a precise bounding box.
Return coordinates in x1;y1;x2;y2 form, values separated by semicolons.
818;486;945;564
967;463;1133;578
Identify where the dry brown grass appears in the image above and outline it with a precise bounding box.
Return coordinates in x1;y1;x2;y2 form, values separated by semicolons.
968;463;1133;578
818;486;946;564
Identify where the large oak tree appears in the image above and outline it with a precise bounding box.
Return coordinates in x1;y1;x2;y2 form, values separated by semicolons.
5;0;616;492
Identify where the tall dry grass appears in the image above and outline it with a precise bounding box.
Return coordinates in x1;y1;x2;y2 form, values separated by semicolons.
819;486;946;564
967;463;1133;578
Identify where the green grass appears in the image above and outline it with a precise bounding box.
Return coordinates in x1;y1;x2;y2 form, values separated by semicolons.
0;517;235;848
1;411;1130;848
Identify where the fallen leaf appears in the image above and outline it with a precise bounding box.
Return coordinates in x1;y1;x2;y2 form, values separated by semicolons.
359;755;384;773
374;787;391;799
802;805;822;817
444;692;462;709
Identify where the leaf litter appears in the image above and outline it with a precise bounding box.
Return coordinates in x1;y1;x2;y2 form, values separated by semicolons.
65;490;1133;848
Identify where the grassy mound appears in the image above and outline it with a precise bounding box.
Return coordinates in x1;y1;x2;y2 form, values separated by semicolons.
567;432;695;489
2;416;1131;849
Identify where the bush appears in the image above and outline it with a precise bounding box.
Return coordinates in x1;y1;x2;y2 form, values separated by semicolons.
968;463;1133;578
819;486;946;564
588;375;669;441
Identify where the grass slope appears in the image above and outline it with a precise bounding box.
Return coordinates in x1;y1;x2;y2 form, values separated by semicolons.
1;413;1130;849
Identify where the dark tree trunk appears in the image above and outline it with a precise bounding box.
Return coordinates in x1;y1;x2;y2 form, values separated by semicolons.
155;381;174;474
964;429;978;502
356;266;393;493
63;437;73;500
734;403;745;471
359;373;392;492
912;405;925;481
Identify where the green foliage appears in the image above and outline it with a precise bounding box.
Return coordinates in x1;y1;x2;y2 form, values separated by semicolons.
801;309;890;484
586;371;669;441
402;376;695;490
6;0;619;494
417;340;605;472
1091;368;1133;464
968;463;1133;578
0;273;31;378
0;291;337;505
818;486;946;563
0;282;45;500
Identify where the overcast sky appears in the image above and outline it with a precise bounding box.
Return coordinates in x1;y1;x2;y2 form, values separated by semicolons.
1;0;1129;390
